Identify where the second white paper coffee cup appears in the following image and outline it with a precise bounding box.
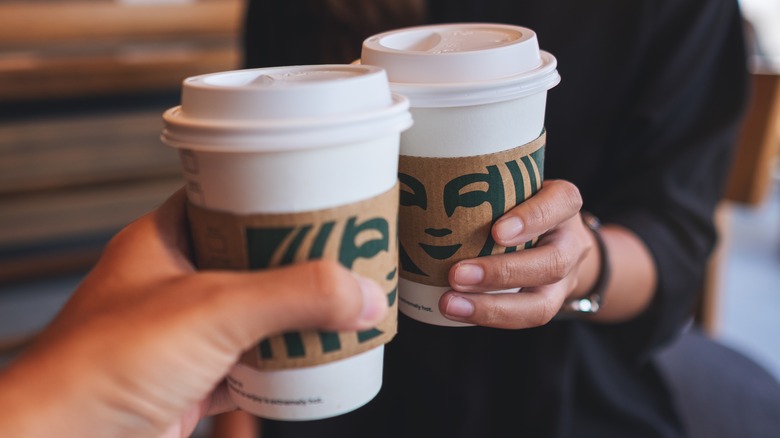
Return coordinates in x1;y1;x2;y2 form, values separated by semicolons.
361;23;560;326
162;65;412;420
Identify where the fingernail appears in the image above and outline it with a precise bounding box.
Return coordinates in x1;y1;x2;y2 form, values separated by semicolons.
495;216;523;242
355;276;387;324
453;263;484;286
445;296;475;318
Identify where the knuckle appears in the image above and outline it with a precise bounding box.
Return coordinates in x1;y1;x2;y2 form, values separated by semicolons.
529;296;558;327
483;301;510;327
581;236;596;262
559;180;584;211
192;275;240;310
568;276;581;295
103;227;131;254
541;296;560;324
497;260;514;284
546;248;571;282
493;258;521;287
306;260;358;321
101;218;152;262
528;201;554;226
309;260;349;299
548;179;583;211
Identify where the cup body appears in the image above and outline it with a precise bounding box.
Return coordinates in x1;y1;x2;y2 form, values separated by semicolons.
162;65;411;419
361;23;559;326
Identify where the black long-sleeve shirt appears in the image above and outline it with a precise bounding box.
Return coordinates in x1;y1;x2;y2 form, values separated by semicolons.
245;0;749;436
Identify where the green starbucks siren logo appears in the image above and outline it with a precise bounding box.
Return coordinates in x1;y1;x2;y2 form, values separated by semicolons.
186;184;399;370
398;133;545;286
246;216;397;361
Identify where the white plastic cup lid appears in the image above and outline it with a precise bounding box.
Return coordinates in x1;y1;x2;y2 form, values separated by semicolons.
361;23;560;107
161;64;412;152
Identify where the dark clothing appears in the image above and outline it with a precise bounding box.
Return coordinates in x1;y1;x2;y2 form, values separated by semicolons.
244;0;750;436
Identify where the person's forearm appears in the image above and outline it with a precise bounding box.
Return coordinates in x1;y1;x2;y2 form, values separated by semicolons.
573;224;657;322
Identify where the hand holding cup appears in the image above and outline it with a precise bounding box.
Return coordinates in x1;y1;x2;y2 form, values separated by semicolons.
441;179;597;328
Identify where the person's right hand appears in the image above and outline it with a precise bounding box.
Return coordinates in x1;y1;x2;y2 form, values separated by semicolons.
0;190;389;438
439;179;591;328
441;178;656;328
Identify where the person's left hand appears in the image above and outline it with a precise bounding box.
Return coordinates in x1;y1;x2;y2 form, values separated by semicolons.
439;179;596;328
0;190;388;438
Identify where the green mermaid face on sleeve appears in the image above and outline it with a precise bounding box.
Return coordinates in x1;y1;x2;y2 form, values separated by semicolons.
398;136;544;286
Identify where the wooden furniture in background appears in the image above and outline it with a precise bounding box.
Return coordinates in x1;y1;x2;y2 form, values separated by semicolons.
0;0;243;284
697;71;780;335
726;73;780;206
0;0;243;101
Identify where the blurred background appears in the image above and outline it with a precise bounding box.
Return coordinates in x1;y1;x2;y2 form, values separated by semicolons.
0;0;778;407
0;0;242;285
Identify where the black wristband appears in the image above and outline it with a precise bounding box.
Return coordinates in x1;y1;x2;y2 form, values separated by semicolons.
563;211;610;314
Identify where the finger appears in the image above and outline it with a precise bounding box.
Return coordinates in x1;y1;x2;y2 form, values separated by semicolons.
450;215;587;292
186;260;390;353
151;187;192;261
439;283;570;329
449;246;570;293
492;179;582;247
203;381;236;417
208;410;258;437
51;189;192;319
98;188;193;277
168;391;225;438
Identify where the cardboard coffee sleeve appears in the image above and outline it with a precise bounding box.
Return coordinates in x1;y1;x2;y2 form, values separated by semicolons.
399;132;545;286
187;185;399;369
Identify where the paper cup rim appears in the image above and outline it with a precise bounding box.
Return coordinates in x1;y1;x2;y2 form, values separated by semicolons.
161;93;412;152
357;51;559;107
182;64;387;91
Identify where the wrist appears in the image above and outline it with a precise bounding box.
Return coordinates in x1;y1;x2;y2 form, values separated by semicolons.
571;216;601;299
564;211;610;314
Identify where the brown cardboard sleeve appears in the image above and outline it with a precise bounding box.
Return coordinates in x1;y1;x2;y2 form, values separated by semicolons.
399;132;545;286
187;184;399;369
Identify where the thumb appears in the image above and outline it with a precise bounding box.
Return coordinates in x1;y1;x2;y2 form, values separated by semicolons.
186;260;390;353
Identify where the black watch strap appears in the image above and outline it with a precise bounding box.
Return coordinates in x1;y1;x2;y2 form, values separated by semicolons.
563;211;610;314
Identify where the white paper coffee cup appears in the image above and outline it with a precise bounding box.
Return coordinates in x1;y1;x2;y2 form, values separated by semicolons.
161;65;412;420
361;23;560;326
